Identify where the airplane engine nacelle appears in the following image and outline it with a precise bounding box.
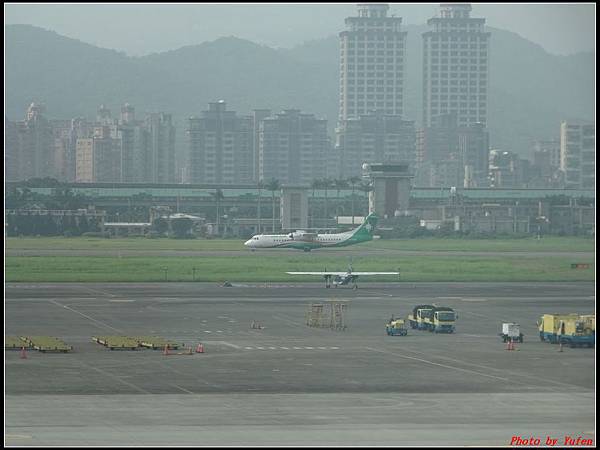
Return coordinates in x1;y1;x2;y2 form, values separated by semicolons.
289;231;316;241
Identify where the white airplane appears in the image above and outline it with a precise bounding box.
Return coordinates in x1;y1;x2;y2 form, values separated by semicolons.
244;213;378;252
286;265;399;289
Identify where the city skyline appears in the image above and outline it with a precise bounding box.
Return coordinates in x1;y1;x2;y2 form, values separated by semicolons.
4;2;595;190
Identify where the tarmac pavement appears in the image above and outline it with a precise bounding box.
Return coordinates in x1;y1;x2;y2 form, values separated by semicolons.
4;282;596;446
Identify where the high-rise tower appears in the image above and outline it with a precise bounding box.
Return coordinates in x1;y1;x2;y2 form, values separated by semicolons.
339;3;406;122
422;4;490;128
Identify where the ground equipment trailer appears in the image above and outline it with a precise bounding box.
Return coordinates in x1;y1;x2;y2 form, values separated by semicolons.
499;322;524;343
386;318;408;336
425;306;457;333
558;316;595;348
579;314;595;333
407;305;435;330
538;313;580;343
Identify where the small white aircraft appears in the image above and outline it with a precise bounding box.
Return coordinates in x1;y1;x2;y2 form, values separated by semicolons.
286;265;399;289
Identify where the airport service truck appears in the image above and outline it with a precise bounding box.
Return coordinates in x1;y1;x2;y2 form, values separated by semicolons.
538;313;580;343
424;306;457;333
538;313;595;346
386;318;408;336
580;314;595;334
407;305;456;333
557;315;595;348
406;305;434;330
499;322;524;343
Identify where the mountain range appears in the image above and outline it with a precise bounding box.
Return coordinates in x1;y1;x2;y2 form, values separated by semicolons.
5;24;595;162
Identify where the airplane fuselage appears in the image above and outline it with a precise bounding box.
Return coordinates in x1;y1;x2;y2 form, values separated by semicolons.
245;213;378;251
244;231;370;250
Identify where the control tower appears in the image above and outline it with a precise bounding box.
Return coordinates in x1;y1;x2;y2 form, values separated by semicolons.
362;163;413;218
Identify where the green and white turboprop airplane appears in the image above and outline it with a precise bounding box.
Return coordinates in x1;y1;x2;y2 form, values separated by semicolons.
244;213;378;252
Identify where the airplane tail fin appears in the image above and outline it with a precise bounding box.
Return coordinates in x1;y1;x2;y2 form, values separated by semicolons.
351;213;378;239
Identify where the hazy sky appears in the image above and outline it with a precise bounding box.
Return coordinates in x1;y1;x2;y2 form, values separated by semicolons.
4;3;596;56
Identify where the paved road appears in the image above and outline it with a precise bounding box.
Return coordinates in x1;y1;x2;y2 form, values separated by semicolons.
5;282;596;446
5;393;594;446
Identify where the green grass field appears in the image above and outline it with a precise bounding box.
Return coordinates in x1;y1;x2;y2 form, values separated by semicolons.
4;254;595;282
5;236;596;252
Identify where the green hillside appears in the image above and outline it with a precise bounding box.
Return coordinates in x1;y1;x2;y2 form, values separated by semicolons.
5;24;594;160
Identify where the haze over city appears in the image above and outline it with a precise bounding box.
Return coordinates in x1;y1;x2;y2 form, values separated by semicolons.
4;3;596;56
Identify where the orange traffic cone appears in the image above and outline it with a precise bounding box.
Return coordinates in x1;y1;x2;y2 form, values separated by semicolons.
20;346;28;359
505;340;513;351
196;343;204;353
163;344;170;356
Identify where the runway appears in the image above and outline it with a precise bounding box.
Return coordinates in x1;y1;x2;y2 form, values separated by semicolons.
5;282;596;446
5;248;595;258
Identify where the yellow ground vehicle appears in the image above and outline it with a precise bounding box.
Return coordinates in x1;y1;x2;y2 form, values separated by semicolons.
538;313;595;347
425;307;457;333
579;314;595;332
558;315;595;348
406;305;434;330
538;314;579;343
386;318;408;336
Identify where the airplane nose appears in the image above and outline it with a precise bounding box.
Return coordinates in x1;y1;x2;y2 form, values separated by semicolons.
244;240;251;246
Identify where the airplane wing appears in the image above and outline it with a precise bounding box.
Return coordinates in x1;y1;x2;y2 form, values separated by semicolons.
286;272;398;276
346;272;399;276
286;272;348;276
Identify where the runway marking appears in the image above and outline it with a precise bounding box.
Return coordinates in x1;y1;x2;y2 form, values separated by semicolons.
4;435;32;440
203;330;212;333
362;291;394;297
212;341;241;349
172;384;195;394
458;310;493;319
241;346;341;351
216;330;223;333
49;300;123;333
109;299;134;303
437;297;462;299
80;287;116;298
365;346;511;382
77;361;151;394
271;314;302;328
460;298;488;302
396;346;586;391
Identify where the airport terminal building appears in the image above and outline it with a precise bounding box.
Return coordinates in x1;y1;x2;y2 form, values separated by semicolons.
6;180;595;237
